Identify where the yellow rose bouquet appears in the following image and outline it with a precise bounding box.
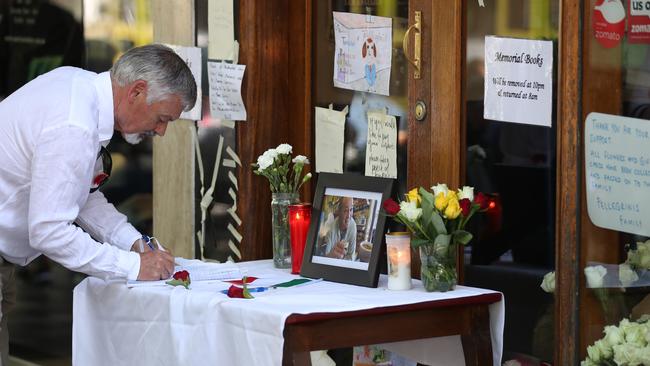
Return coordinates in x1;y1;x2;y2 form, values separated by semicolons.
383;184;488;291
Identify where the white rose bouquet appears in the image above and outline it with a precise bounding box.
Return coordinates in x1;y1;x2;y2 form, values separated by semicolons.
581;317;650;366
252;143;312;193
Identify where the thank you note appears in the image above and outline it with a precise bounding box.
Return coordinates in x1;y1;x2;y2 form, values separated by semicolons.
365;110;397;178
208;61;247;121
484;36;553;127
585;112;650;236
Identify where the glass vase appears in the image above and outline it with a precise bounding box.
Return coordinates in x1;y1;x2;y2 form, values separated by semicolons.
419;244;457;292
271;192;299;268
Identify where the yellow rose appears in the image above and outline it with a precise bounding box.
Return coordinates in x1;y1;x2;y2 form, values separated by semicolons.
406;188;421;205
444;198;461;219
447;190;458;201
434;192;448;211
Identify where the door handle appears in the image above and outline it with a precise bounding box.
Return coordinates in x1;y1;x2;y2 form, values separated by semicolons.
402;10;421;79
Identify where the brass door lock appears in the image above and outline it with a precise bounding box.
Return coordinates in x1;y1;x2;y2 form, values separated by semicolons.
415;100;427;121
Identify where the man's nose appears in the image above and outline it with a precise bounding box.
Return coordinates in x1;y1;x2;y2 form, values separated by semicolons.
154;121;168;136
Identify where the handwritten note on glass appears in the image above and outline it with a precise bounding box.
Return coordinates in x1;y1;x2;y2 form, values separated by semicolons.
585;112;650;236
167;45;202;121
315;105;348;173
208;61;247;121
365;110;397;178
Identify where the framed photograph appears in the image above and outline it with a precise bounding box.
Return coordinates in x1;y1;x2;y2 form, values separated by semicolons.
300;173;393;287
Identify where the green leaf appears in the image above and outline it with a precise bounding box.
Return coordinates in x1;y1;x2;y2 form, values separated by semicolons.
453;230;473;245
430;211;447;235
434;234;451;256
411;237;432;248
419;187;435;217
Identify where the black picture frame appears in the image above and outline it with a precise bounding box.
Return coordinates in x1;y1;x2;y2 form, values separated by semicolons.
300;173;393;287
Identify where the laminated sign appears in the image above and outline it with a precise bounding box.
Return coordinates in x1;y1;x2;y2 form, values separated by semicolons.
483;36;553;127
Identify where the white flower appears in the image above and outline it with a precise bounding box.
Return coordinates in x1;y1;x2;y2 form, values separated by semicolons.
587;343;602;362
292;155;309;165
604;324;625;346
580;359;598;366
594;339;613;359
276;143;292;154
457;186;474;201
257;154;274;170
540;271;555;293
502;360;522;366
624;322;647;347
431;183;449;197
399;201;422;221
263;148;279;160
613;343;642;365
584;265;607;288
628;240;650;269
619;263;639;287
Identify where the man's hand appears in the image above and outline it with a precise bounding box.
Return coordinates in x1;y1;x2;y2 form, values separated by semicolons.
326;240;347;259
137;250;175;280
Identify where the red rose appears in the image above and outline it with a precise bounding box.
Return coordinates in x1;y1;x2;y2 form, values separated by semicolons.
227;285;244;298
173;270;190;282
383;198;400;215
459;198;471;216
474;192;489;211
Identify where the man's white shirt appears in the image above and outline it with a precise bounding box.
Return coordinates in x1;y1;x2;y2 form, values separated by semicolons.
0;67;141;280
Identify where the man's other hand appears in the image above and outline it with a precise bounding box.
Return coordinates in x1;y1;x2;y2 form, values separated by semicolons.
137;250;175;280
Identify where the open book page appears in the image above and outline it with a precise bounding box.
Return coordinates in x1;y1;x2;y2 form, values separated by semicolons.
126;258;244;288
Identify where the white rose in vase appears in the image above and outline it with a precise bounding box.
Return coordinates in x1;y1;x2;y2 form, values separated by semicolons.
618;263;639;288
584;265;607;288
540;271;555;293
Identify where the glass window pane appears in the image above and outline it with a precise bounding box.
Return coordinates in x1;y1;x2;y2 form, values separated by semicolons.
464;1;558;363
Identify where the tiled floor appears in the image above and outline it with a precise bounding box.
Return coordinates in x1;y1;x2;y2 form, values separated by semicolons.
8;260;77;366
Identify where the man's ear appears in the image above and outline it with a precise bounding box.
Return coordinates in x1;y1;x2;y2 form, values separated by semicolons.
126;80;148;104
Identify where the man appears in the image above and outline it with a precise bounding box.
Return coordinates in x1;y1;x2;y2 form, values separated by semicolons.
0;44;196;364
319;197;357;260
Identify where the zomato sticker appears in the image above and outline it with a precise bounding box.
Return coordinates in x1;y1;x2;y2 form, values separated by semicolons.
593;0;626;48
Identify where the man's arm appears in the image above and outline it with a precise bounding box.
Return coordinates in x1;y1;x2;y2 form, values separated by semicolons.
75;190;141;252
27;125;173;280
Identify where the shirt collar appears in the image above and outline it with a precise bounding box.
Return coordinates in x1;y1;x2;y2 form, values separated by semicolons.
93;71;114;144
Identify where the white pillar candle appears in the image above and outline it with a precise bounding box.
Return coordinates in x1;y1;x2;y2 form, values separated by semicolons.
386;233;412;290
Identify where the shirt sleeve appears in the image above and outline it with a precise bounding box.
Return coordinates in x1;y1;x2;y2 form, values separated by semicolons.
28;125;140;280
76;190;142;252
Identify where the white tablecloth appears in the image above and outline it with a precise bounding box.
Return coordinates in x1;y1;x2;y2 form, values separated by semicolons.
73;260;504;366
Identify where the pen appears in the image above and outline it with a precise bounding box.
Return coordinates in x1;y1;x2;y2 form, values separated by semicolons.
142;235;156;251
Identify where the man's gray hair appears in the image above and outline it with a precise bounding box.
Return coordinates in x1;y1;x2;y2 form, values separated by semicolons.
110;44;197;112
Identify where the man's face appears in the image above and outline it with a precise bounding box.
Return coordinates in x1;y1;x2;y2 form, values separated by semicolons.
115;80;183;141
338;198;353;232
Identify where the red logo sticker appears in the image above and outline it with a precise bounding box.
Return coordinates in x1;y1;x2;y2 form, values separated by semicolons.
593;0;626;48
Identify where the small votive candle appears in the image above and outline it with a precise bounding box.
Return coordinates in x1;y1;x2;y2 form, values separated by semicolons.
385;232;412;290
289;203;311;274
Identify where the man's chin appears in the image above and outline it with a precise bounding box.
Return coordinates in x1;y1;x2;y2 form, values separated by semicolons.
122;132;144;145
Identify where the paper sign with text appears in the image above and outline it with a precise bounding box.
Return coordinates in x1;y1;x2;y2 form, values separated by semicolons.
585;112;650;236
208;0;236;60
629;0;650;44
484;36;553;127
208;61;247;121
315;105;347;173
167;45;202;121
365;110;397;179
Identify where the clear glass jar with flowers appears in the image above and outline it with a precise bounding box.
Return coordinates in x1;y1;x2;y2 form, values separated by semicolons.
252;143;312;268
383;184;488;292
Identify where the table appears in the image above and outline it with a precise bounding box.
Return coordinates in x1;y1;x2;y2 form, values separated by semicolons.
73;260;503;366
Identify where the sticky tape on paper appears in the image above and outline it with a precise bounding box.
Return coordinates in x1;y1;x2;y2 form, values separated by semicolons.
226;146;242;166
228;241;242;260
223;159;237;168
227;223;243;243
228;171;238;190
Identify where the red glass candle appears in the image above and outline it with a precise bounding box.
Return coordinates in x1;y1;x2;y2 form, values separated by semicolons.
288;203;311;274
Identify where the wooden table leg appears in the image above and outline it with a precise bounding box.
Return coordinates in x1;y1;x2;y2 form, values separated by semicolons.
461;305;493;366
